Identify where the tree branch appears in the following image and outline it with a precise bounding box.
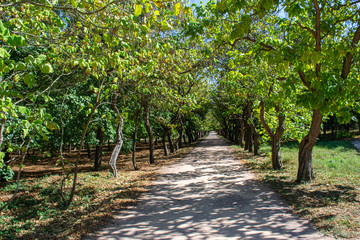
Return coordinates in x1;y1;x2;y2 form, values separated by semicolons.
341;24;360;80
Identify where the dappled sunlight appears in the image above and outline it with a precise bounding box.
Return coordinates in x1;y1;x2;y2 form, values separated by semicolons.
85;132;332;240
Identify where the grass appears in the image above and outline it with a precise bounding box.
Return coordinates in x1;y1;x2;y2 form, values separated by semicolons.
0;141;198;240
232;140;360;239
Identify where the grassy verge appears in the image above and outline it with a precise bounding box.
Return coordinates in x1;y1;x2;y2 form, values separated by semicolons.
232;140;360;239
0;141;198;240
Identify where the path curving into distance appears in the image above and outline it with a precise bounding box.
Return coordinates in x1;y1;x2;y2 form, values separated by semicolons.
85;132;333;240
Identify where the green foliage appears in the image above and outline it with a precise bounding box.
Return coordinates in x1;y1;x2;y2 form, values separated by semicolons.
0;164;14;182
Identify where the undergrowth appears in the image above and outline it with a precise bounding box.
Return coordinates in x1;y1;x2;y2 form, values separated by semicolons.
232;140;360;239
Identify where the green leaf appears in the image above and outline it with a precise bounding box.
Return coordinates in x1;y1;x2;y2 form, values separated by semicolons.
35;54;47;64
70;0;77;8
15;62;26;71
25;55;35;64
311;51;322;64
174;3;181;16
24;73;35;88
27;93;37;103
134;5;142;17
40;63;54;73
46;121;60;131
6;35;26;46
0;20;9;36
230;23;245;40
0;48;10;58
18;106;28;115
0;59;4;72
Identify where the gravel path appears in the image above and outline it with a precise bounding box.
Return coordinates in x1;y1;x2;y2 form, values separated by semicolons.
85;132;333;240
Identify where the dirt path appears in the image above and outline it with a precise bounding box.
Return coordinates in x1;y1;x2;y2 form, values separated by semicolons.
85;132;333;240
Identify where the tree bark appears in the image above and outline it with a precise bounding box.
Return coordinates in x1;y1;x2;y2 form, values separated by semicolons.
249;123;260;155
167;130;175;153
131;107;142;171
259;102;285;170
244;102;253;152
86;142;91;158
238;118;244;147
186;128;192;144
0;118;5;150
94;127;104;171
109;94;124;177
162;133;169;156
143;103;155;164
297;109;323;182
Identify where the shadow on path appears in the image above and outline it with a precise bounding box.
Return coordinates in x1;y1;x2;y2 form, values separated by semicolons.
84;132;333;240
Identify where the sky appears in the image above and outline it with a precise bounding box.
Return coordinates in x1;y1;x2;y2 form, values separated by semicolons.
187;0;209;6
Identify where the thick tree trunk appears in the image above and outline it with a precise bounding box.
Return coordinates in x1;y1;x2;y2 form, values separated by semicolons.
143;104;155;164
271;137;283;170
297;109;323;182
94;127;104;171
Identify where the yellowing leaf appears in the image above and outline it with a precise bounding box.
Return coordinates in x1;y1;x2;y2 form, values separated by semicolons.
134;5;142;16
174;3;181;16
154;10;160;15
161;20;172;31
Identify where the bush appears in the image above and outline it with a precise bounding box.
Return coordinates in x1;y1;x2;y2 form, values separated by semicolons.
0;165;15;182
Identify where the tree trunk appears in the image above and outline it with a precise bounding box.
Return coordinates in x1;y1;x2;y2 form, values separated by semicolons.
297;109;323;182
271;137;283;170
162;134;169;156
167;130;175;153
109;94;124;177
0;118;5;151
94;127;104;171
244;101;253;152
131;107;142;171
183;135;187;146
86;142;91;158
66;78;103;208
249;122;260;155
186;129;192;144
143;103;155;164
259;102;285;170
239;118;244;147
